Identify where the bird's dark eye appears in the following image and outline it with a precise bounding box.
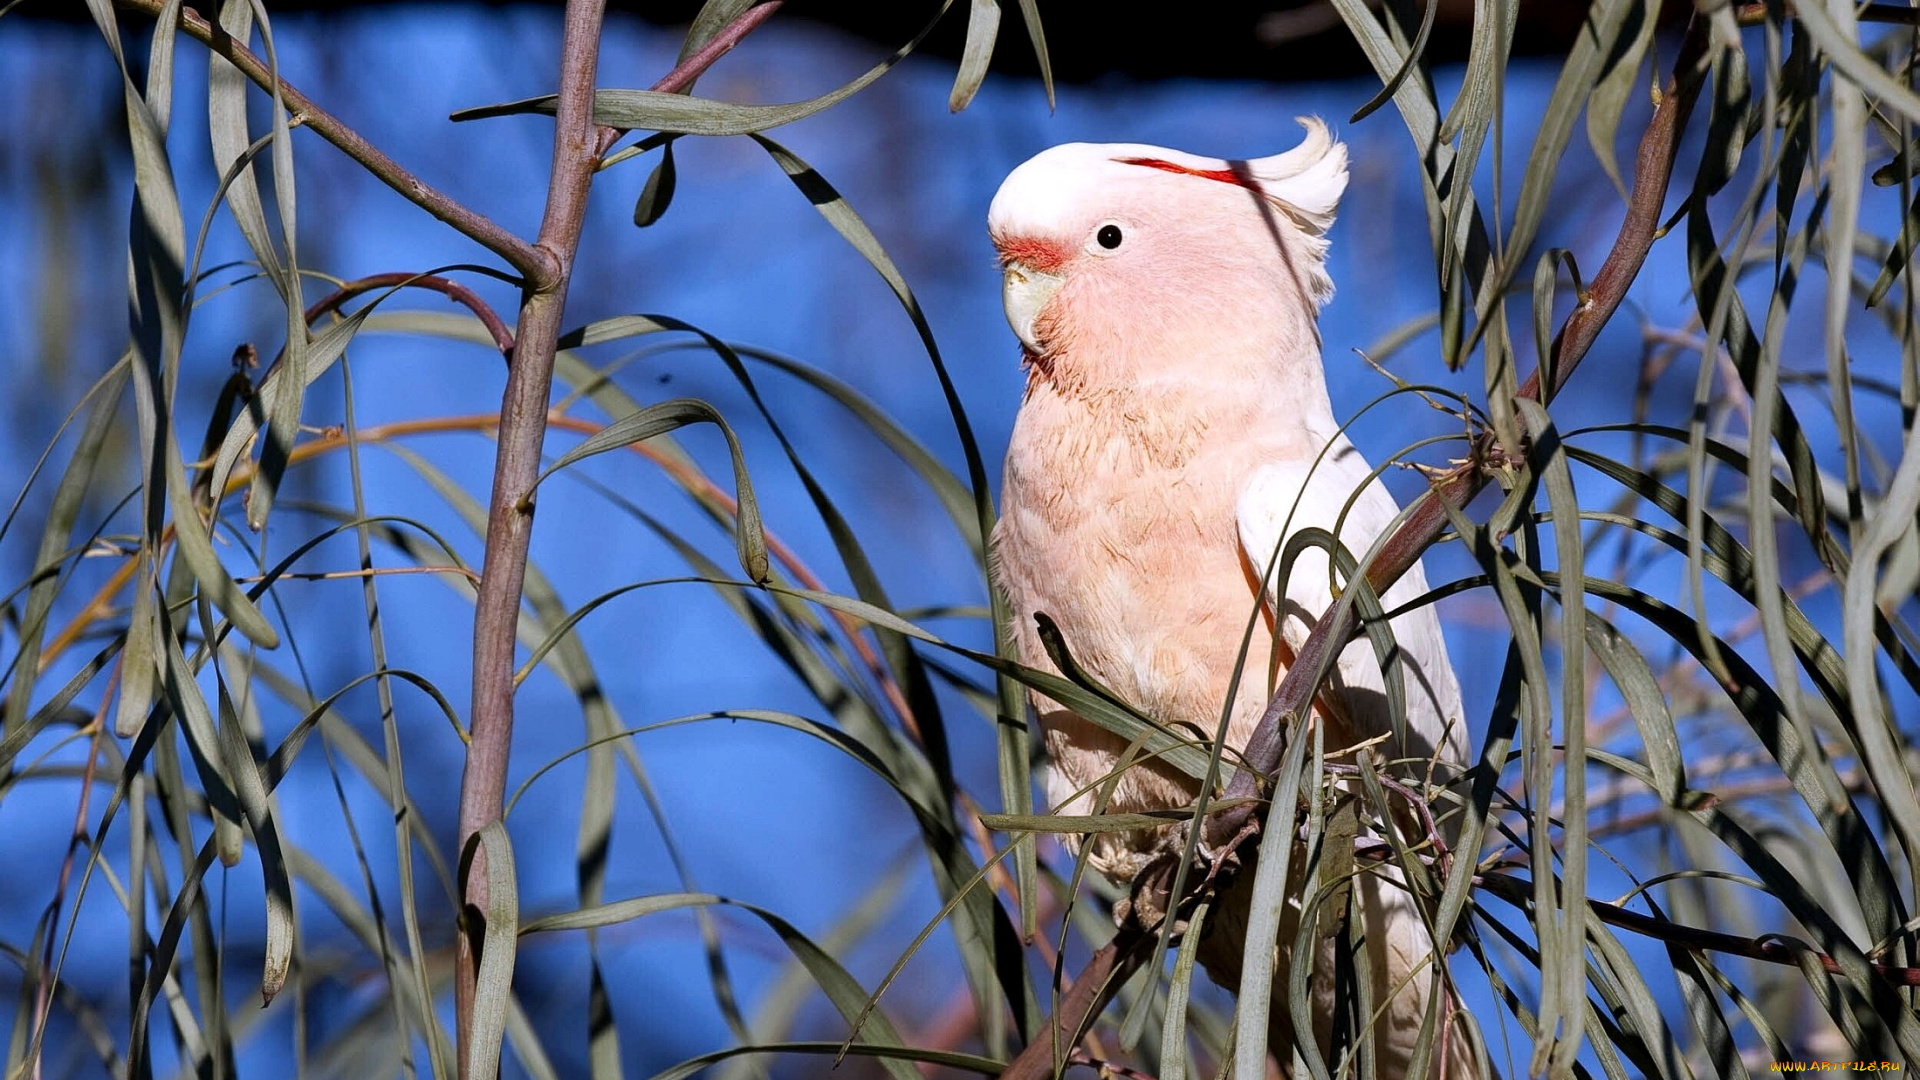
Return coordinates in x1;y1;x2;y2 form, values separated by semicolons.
1097;224;1124;250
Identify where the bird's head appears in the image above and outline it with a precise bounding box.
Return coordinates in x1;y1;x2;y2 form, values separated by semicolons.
986;118;1348;387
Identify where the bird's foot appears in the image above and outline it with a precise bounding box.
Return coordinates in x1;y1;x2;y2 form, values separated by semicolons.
1117;852;1188;934
1199;818;1257;892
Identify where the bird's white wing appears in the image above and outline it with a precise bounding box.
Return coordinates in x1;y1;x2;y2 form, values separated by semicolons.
1233;436;1476;1079
1234;435;1465;770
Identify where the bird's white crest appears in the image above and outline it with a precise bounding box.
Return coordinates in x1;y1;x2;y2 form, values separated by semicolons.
1241;118;1347;305
1242;117;1348;233
987;118;1349;307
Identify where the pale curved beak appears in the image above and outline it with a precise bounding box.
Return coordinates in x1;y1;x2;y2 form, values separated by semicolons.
1002;263;1063;355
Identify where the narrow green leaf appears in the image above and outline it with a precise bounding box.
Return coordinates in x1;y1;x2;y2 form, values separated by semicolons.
1472;0;1635;356
454;0;955;135
1585;0;1654;198
208;0;285;290
213;679;294;1003
524;892;920;1080
718;858;912;1080
534;396;768;582
1841;438;1920;860
1866;180;1920;308
978;807;1245;834
729;343;983;561
115;552;163;738
1326;0;1489;370
1231;705;1316;1080
1158;897;1210;1080
646;1042;1002;1080
4;360;131;739
1582;616;1682;805
127;839;217;1076
1008;0;1051;107
1531;249;1577;403
634;141;678;227
949;0;1000;112
1518;399;1588;1077
1694;24;1750;199
1667;942;1750;1080
681;0;756;59
239;0;307;533
464;822;519;1080
1792;0;1920;126
282;844;449;1053
160;618;244;866
1347;0;1436;124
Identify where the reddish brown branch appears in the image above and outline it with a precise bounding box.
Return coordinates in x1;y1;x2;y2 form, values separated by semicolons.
997;16;1712;1080
595;1;787;158
303;272;518;360
452;1;785;1072
454;0;609;1065
655;2;785;95
1213;6;1710;852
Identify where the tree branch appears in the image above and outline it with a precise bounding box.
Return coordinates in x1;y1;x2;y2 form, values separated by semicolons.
997;16;1712;1080
1216;15;1711;835
595;1;786;157
452;0;611;1069
654;1;784;95
447;1;784;1073
301;271;518;358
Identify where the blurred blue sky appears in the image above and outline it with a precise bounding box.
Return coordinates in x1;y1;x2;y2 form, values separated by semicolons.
2;6;1913;1077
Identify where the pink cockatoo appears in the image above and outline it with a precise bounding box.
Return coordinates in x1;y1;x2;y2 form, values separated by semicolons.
987;119;1472;1076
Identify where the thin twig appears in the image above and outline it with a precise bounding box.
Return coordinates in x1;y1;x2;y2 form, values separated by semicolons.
1065;1054;1161;1080
1322;761;1452;875
594;2;787;157
1470;871;1920;987
653;2;784;95
233;564;483;586
303;272;517;359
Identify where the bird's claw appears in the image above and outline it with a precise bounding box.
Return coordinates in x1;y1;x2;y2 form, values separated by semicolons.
1199;820;1257;891
1119;852;1187;934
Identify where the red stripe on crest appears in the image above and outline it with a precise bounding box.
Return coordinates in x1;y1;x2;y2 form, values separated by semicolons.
1116;156;1259;191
